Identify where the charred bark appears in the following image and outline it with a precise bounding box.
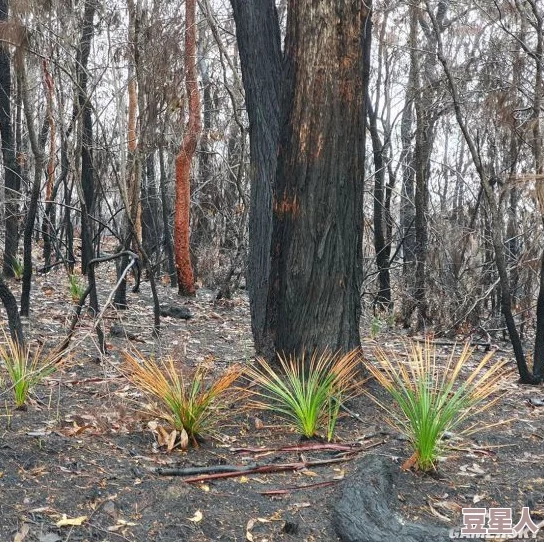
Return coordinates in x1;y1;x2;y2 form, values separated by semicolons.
0;0;22;278
230;0;282;355
265;0;368;358
0;274;23;344
74;0;97;274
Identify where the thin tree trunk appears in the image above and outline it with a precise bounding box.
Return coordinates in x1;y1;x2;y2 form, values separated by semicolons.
159;149;177;287
174;0;201;296
20;58;46;317
400;5;417;325
425;0;535;383
74;0;96;274
368;99;391;310
42;60;56;268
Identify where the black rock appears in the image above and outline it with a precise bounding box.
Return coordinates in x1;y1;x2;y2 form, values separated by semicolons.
109;323;125;337
109;323;141;341
282;521;299;535
160;305;193;320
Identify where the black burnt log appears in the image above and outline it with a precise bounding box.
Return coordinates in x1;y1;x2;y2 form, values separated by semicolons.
333;455;450;542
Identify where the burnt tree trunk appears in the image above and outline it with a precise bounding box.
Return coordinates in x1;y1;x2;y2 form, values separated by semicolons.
368;99;392;311
74;0;96;274
0;274;23;344
230;0;282;355
141;152;159;259
0;0;22;278
265;0;369;358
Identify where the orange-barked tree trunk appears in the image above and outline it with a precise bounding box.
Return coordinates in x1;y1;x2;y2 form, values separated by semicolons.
174;0;201;296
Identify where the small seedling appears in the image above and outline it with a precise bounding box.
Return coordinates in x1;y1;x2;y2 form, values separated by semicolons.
370;316;382;338
245;350;361;441
68;274;85;303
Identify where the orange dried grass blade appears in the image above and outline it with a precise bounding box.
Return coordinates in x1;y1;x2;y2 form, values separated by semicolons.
401;451;419;471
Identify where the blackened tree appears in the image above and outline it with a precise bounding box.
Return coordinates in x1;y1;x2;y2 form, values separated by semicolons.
0;0;22;278
232;0;371;360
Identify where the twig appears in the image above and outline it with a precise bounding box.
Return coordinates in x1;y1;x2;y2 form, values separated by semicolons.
257;479;339;495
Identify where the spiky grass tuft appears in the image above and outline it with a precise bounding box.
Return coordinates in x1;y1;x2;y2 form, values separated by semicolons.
363;339;509;471
122;351;241;445
0;333;60;409
68;274;85;303
245;350;361;441
11;259;24;280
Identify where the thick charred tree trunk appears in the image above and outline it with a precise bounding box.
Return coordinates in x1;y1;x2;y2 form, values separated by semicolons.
230;0;282;355
0;0;22;278
264;0;369;358
174;0;201;296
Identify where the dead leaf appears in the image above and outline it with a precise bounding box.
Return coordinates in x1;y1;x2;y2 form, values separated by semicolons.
301;470;318;477
246;518;272;541
254;418;264;430
107;519;137;532
188;510;203;523
246;519;255;542
56;515;88;527
428;502;451;522
401;452;418;471
149;422;181;451
165;429;177;452
434;500;462;513
467;463;486;475
14;523;30;542
179;428;189;450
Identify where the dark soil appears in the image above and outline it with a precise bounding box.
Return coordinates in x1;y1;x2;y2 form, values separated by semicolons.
1;263;544;541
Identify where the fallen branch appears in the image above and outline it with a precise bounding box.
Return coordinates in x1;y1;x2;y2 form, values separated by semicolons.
150;456;350;483
231;442;363;454
149;463;258;477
